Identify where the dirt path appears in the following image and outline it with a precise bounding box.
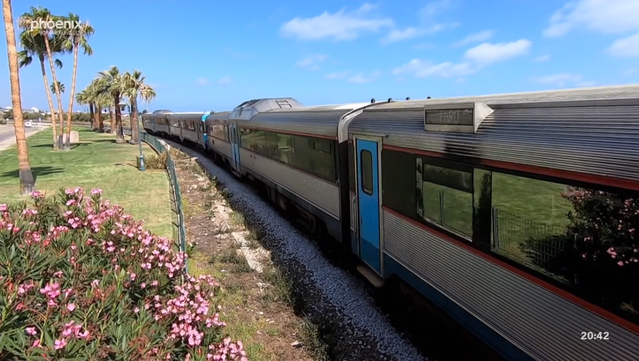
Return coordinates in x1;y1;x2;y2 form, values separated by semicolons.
171;149;328;361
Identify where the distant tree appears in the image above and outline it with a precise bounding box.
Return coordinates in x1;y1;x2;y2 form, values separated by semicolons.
122;70;155;144
50;80;64;94
61;12;93;150
18;7;69;147
98;66;125;143
17;7;64;150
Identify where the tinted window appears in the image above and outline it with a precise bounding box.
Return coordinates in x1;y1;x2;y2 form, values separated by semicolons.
417;159;473;239
491;171;639;325
238;129;336;183
361;150;373;195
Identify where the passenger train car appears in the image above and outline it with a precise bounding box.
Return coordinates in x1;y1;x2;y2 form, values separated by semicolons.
143;85;639;361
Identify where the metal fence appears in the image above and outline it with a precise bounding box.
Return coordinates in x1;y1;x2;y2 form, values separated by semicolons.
492;207;570;280
140;131;188;271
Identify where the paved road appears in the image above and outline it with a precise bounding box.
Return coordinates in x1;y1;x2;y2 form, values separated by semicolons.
0;125;45;151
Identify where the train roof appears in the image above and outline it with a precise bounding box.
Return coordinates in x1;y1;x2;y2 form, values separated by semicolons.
240;101;373;138
361;84;639;112
349;84;639;185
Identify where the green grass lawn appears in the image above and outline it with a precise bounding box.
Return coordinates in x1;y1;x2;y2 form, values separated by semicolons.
0;128;174;238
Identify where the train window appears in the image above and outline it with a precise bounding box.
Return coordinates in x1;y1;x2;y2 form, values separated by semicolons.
361;150;373;195
313;139;331;153
310;139;335;181
490;171;639;325
276;134;292;164
491;172;574;277
417;159;473;239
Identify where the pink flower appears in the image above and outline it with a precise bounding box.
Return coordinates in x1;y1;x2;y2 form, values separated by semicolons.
31;339;40;348
67;303;76;312
91;188;102;195
30;190;43;198
25;327;37;336
54;338;67;350
0;204;7;212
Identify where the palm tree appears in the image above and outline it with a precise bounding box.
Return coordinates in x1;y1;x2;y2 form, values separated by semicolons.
92;76;113;133
50;80;65;94
17;13;64;150
62;13;93;150
18;7;68;149
3;0;35;194
75;89;94;129
122;70;155;144
97;66;125;142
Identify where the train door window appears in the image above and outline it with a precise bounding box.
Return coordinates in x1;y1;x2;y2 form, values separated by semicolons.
360;150;373;195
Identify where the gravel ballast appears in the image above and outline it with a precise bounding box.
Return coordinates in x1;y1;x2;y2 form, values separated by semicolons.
162;140;425;361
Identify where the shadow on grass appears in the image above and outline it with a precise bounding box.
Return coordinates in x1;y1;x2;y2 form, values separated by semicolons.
0;165;65;182
29;142;98;149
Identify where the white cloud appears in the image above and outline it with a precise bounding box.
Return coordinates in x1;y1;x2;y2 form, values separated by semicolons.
451;30;494;47
325;71;350;80
280;3;393;41
413;42;435;50
608;32;639;57
380;1;457;45
463;39;531;66
544;0;639;37
217;76;232;85
296;54;327;70
196;78;209;86
533;54;551;62
535;73;582;85
392;59;476;78
348;71;381;83
534;73;595;88
393;39;531;79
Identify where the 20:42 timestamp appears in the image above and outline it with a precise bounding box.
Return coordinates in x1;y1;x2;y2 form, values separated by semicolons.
581;332;610;340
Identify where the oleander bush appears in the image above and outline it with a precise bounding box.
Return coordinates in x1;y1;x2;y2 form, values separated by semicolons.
0;188;248;360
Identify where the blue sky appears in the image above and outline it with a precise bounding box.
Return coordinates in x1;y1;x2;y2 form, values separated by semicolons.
1;0;638;112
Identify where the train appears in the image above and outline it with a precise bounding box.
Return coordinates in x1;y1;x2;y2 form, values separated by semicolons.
142;85;639;361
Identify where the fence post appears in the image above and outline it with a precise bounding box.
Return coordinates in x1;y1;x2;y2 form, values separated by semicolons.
492;207;500;250
439;189;445;224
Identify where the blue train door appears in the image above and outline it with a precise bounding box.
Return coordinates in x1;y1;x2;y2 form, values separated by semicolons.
356;138;381;275
229;123;241;171
200;112;210;151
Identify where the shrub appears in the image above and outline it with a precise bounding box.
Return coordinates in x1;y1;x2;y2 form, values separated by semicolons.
142;151;169;170
0;188;248;360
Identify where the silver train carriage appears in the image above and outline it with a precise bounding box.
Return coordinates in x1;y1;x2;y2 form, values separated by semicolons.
203;97;372;239
146;84;639;361
346;84;639;361
144;110;212;148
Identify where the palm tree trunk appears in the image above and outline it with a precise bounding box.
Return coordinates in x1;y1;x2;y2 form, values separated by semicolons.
38;55;58;150
114;95;124;143
3;0;35;194
96;105;104;132
89;103;95;130
42;33;65;149
130;97;139;144
65;42;80;150
109;105;115;133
